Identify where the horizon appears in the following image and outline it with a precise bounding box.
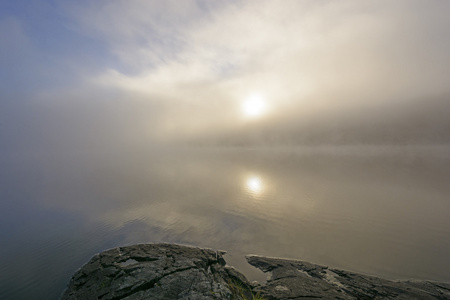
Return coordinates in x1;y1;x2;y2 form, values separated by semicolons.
1;0;450;153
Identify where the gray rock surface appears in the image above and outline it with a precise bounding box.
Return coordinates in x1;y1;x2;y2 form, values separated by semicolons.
62;243;450;300
247;255;450;300
61;243;253;300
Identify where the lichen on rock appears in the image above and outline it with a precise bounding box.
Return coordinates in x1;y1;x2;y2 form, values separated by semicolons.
61;243;450;300
61;243;249;300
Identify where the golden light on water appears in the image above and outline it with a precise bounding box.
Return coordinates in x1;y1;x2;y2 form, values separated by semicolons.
242;94;266;118
245;175;264;196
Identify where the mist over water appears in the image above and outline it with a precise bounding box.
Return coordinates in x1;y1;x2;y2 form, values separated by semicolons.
1;146;450;299
2;1;450;299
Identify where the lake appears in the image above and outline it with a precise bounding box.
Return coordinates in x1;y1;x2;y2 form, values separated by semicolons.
1;145;449;299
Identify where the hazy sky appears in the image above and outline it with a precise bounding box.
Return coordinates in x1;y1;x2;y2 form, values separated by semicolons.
1;0;450;152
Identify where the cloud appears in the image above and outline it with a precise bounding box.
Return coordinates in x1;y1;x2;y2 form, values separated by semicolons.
2;0;450;151
65;0;450;143
64;0;231;72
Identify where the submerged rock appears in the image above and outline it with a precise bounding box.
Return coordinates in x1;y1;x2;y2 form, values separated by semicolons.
62;243;450;300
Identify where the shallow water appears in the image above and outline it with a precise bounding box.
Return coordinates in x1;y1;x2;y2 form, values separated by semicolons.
1;145;450;299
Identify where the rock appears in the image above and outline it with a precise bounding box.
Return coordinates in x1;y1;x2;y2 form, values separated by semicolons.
61;243;252;300
62;243;450;300
247;255;450;300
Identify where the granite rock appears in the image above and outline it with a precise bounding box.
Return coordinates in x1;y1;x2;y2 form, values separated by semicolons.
247;255;450;300
62;243;450;300
61;243;252;300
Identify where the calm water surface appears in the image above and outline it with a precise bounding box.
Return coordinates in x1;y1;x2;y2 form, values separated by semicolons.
1;146;450;299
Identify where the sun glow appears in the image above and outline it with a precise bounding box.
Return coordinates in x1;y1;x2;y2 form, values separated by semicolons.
242;94;266;118
246;176;264;195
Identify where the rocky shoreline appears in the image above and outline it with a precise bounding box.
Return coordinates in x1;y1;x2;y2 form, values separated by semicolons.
61;243;450;299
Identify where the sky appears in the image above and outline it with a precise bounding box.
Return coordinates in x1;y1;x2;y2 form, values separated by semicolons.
1;0;450;153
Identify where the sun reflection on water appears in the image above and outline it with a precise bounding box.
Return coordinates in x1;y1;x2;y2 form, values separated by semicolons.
245;175;264;196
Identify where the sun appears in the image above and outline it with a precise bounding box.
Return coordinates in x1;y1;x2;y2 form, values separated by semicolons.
242;94;266;118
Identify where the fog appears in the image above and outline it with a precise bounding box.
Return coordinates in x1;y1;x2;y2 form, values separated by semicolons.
1;0;450;156
2;3;450;298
